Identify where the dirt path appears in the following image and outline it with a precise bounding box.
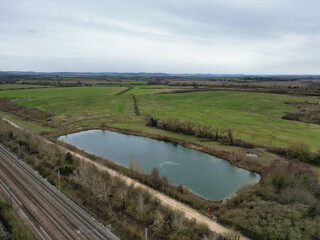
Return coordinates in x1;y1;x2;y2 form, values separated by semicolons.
2;117;247;239
72;152;237;237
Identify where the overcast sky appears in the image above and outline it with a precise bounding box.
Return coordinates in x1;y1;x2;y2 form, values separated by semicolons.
0;0;319;74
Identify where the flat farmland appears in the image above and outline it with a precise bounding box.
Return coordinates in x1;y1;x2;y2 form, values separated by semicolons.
0;86;136;125
123;85;189;95
0;84;48;89
0;86;319;150
137;91;320;150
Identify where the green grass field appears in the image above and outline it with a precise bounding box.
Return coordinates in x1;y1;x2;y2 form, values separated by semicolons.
124;88;176;95
0;86;319;150
138;91;320;150
0;86;138;125
122;85;193;95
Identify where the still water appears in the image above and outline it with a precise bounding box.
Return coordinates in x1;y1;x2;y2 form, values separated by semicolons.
58;130;260;200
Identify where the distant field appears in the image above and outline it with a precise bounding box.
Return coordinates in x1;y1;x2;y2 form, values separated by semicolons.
0;86;319;150
124;86;182;95
123;85;195;95
137;91;320;150
0;84;47;89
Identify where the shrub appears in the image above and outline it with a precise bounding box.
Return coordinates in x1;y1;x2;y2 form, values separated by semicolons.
217;162;320;240
151;167;162;188
65;152;73;163
145;114;159;127
195;124;212;139
150;117;159;127
180;120;196;135
286;142;311;162
271;173;289;193
213;127;226;141
60;166;73;175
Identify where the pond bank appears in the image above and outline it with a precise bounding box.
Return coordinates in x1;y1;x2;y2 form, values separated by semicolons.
49;125;268;174
58;130;260;200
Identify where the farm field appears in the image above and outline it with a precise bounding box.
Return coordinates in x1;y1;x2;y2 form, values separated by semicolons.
0;86;319;150
0;86;132;125
123;86;186;95
0;84;48;89
0;81;319;240
138;91;320;150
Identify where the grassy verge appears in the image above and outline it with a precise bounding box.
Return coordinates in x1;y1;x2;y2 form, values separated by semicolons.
0;111;52;133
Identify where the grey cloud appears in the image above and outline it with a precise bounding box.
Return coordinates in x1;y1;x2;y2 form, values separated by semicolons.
0;0;319;74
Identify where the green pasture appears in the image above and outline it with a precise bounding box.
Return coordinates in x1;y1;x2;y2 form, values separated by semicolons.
0;86;319;150
124;88;175;95
0;86;137;125
123;85;194;95
137;91;320;150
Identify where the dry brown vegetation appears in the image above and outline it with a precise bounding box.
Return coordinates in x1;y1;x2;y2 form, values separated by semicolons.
162;80;320;96
215;161;320;240
282;101;320;124
168;80;304;88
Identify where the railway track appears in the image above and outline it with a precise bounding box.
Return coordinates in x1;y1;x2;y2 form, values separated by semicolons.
0;144;120;240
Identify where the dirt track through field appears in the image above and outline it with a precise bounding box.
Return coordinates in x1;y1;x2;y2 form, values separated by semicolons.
2;117;248;239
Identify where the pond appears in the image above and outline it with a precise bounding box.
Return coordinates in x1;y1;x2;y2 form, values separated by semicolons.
58;130;260;200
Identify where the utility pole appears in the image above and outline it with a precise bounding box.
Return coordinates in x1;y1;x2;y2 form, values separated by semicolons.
8;186;12;207
18;143;21;159
145;227;147;240
58;170;61;191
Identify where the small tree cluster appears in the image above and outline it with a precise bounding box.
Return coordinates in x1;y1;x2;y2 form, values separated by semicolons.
286;142;320;166
145;115;234;144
